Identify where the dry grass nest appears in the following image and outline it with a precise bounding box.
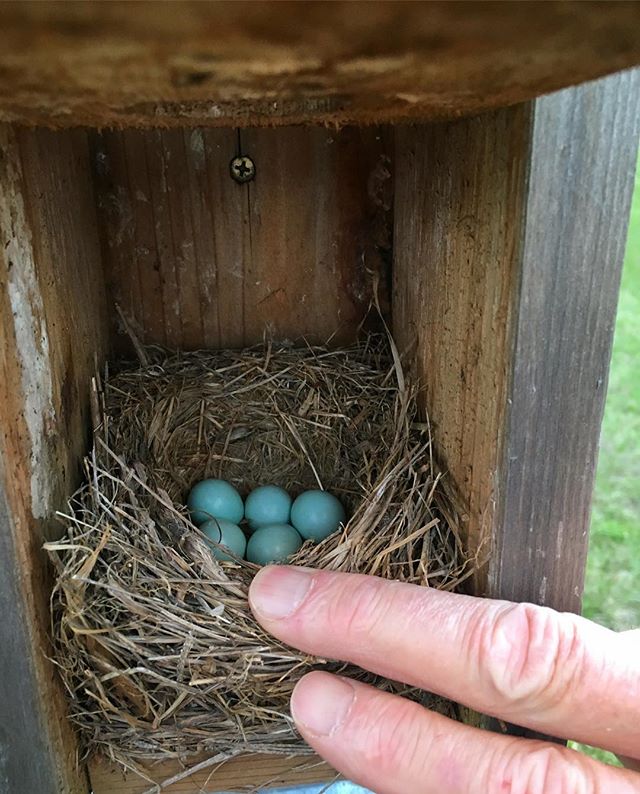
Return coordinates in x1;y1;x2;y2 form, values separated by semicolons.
46;335;472;783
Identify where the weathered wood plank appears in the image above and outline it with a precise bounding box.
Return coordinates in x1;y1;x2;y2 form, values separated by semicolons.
89;752;334;794
0;2;639;128
121;130;168;344
179;129;222;349
393;104;531;590
0;126;110;792
0;481;66;794
91;125;392;351
393;70;640;614
490;69;640;610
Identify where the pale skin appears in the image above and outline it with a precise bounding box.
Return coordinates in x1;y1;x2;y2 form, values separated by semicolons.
249;566;640;794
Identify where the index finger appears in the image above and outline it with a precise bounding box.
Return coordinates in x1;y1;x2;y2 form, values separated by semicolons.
249;566;640;760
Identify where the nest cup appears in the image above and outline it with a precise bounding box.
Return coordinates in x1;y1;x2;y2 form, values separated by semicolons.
46;335;469;779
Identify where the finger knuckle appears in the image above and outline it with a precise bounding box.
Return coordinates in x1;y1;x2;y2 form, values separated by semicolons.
325;576;393;640
360;699;425;779
488;744;597;794
478;602;585;711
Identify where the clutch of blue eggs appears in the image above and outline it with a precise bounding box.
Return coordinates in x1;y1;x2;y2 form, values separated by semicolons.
187;479;347;565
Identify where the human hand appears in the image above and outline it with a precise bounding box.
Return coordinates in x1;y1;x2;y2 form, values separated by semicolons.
249;567;640;793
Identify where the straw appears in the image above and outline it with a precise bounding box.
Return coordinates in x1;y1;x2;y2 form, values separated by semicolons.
45;336;470;778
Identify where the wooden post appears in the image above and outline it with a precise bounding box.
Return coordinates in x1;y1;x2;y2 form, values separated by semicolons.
394;69;640;612
488;71;640;609
0;127;109;793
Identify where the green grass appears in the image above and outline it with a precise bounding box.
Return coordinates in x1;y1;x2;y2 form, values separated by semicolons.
582;164;640;632
570;164;640;767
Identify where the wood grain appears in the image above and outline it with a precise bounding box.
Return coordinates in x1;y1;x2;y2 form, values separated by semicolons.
0;2;639;128
0;126;110;792
1;67;636;794
89;753;334;794
393;70;640;613
393;104;531;587
91;125;392;351
490;69;640;610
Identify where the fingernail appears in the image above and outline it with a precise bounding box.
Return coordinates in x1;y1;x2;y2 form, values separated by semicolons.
292;673;355;737
249;565;313;620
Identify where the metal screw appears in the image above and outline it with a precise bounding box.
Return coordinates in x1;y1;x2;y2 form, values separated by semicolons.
230;155;255;184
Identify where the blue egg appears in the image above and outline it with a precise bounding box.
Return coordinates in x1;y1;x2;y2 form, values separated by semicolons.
187;479;244;525
246;524;303;566
245;485;292;531
290;490;346;542
200;518;247;561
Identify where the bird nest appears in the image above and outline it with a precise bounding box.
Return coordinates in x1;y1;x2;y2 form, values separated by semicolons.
45;335;471;785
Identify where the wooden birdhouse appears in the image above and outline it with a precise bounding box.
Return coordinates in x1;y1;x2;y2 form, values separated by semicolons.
0;3;638;792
